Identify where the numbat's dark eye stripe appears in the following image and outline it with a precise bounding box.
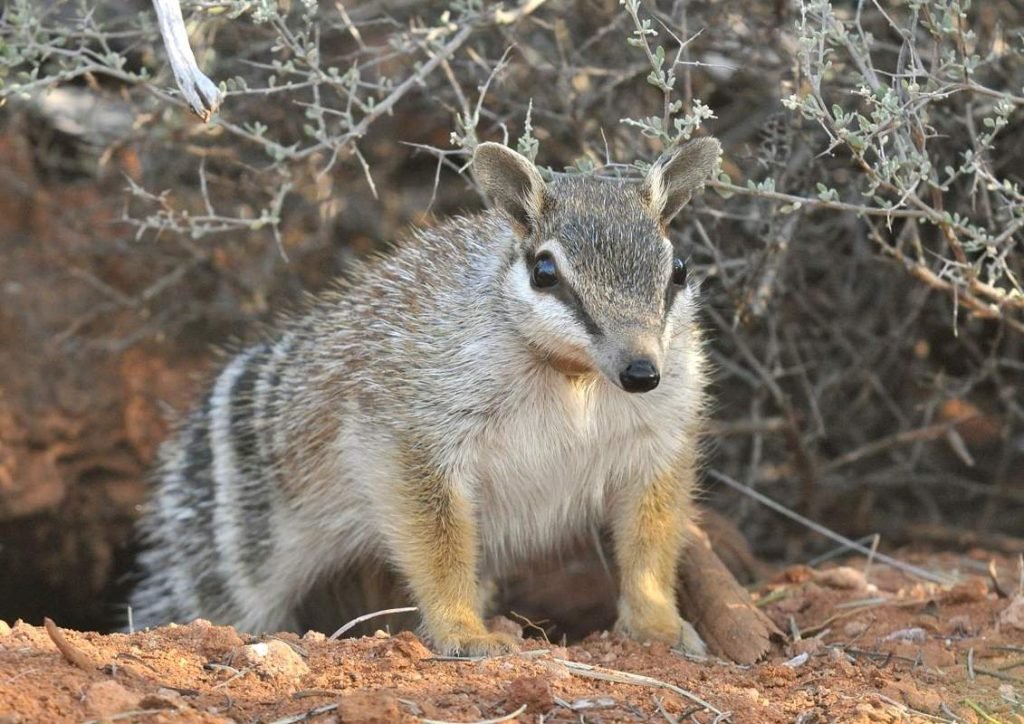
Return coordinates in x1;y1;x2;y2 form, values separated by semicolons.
526;251;601;335
672;257;687;286
531;252;559;288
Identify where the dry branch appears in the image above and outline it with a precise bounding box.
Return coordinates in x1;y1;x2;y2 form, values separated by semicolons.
554;658;725;718
44;617;94;670
151;0;222;119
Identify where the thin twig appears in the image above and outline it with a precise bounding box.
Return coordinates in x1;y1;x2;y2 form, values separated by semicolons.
707;470;956;585
421;703;528;724
84;709;177;724
328;606;419;641
554;659;724;718
269;703;340;724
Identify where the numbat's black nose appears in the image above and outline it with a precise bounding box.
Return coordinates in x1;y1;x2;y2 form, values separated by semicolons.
620;359;660;393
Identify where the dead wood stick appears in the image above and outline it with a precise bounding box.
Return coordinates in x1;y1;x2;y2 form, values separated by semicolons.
44;617;95;670
152;0;223;120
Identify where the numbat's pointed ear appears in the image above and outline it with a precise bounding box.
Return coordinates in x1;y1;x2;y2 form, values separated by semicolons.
644;137;721;225
473;143;547;234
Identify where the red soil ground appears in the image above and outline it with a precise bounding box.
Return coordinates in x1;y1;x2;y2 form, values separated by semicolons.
2;553;1022;723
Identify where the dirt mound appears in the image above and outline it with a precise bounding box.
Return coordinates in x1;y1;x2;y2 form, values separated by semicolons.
2;554;1021;723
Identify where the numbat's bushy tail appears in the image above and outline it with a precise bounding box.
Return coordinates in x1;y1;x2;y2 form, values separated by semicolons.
131;138;721;656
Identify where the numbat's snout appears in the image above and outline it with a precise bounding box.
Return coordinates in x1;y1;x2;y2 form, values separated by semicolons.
619;358;661;392
131;137;721;657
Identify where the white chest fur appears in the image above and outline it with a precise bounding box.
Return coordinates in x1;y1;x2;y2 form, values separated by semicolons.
465;370;689;571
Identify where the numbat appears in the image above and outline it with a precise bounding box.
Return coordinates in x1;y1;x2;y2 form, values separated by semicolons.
131;137;721;656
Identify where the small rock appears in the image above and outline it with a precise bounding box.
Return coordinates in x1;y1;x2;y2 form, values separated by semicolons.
911;614;942;634
646;641;670;657
337;690;406;723
230;639;309;679
843;621;868;638
941;578;989;605
892;642;922;663
487;615;524;641
779;565;814;584
920;646;955;668
420;694;482;723
302;630;326;642
84;680;142;718
0;620;10;637
774;596;808;615
505;675;554;714
791;638;824;657
812;566;870;591
742;687;769;707
195;624;245;657
882;680;942;715
539;659;573;680
756;663;797;687
947;615;972;636
854;700;890;722
138;687;188;710
998;595;1024;632
828;647;855;673
372;629;390;639
389;632;431;661
370;631;431;665
883;627;927;643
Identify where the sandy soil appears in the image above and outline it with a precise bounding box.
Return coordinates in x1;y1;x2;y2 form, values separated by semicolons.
1;553;1022;723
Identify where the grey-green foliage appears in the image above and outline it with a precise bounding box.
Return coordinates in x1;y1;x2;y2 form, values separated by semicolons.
1;0;1022;545
780;0;1023;318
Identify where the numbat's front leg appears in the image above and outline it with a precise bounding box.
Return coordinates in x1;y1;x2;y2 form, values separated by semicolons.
390;460;520;656
612;460;706;655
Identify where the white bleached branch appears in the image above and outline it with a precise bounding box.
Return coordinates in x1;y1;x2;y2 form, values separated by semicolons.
152;0;222;120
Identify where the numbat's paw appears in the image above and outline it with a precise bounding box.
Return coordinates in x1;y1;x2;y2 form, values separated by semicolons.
433;629;521;657
676;618;707;656
615;608;707;656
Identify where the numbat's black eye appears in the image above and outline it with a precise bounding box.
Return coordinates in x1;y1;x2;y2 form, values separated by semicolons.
671;257;688;286
531;252;559;289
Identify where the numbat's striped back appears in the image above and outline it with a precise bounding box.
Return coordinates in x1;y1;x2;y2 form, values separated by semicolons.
131;338;296;630
130;140;718;655
129;212;537;634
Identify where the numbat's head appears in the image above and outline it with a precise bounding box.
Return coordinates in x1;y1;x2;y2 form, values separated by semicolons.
474;138;720;393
